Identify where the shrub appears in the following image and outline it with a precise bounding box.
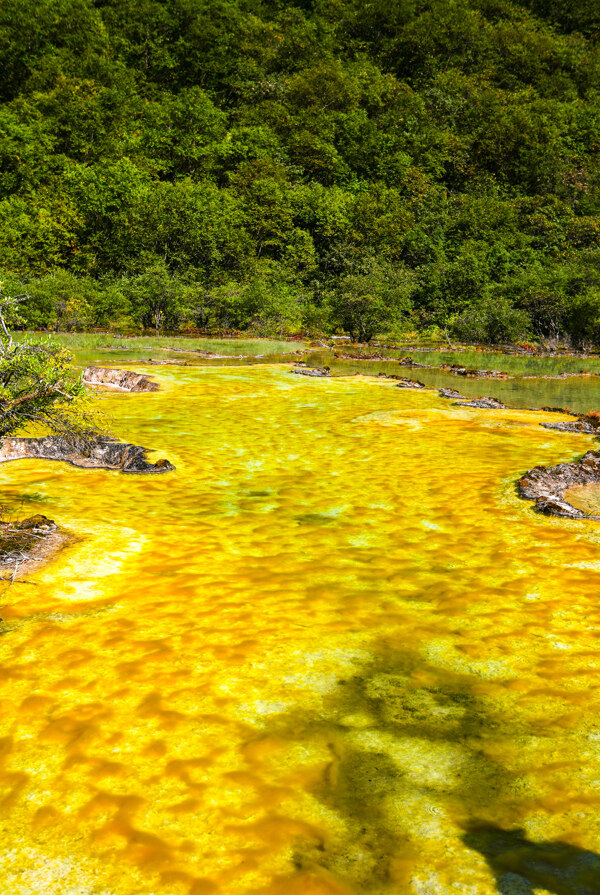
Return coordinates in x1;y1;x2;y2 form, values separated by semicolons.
450;298;531;344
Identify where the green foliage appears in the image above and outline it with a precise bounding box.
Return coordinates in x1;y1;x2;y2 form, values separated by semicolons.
21;331;303;356
327;257;414;342
120;262;192;333
0;290;102;439
0;0;599;343
450;298;531;345
207;262;303;334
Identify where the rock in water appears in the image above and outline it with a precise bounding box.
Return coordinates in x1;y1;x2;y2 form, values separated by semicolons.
0;514;69;577
83;366;159;392
290;367;331;377
395;378;426;389
439;388;465;399
377;374;426;387
541;420;597;434
13;514;57;531
518;451;600;518
0;435;174;474
454;396;506;409
441;364;509;379
398;356;430;368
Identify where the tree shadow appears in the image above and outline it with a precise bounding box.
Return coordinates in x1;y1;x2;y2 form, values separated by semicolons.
462;822;600;895
265;646;520;890
259;644;600;893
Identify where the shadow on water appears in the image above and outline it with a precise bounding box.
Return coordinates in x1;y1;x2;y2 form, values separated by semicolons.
462;823;600;895
263;645;600;892
267;647;517;890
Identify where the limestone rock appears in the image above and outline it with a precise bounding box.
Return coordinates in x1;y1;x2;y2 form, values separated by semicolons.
0;435;174;475
518;451;600;518
83;366;159;392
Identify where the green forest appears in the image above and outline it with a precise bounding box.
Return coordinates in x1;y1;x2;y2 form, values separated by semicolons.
1;0;600;344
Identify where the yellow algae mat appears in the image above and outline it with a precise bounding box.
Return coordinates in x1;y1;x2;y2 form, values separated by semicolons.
0;365;599;895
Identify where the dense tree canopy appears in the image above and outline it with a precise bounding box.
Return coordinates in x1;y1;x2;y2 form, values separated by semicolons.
1;0;599;343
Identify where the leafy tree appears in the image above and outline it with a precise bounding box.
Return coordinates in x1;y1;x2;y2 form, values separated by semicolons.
327;257;414;342
450;297;531;345
122;262;192;332
208;261;303;334
0;0;599;345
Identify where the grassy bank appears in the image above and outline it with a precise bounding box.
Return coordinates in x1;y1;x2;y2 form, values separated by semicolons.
19;333;306;356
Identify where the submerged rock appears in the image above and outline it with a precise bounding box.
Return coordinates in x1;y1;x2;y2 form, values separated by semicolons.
518;451;600;518
454;396;506;409
0;435;175;475
523;370;600;380
83;366;159;392
147;358;189;366
195;350;247;359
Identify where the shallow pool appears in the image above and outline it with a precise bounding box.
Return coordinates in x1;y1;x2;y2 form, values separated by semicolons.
1;365;600;894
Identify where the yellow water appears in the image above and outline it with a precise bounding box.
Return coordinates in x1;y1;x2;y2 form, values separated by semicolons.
1;365;600;895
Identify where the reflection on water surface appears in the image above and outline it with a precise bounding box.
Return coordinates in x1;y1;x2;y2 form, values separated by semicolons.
1;365;600;894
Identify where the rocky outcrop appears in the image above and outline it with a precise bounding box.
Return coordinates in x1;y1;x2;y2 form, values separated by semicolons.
518;451;600;518
539;410;600;435
13;514;57;532
83;366;159;392
0;435;175;474
454;396;506;409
